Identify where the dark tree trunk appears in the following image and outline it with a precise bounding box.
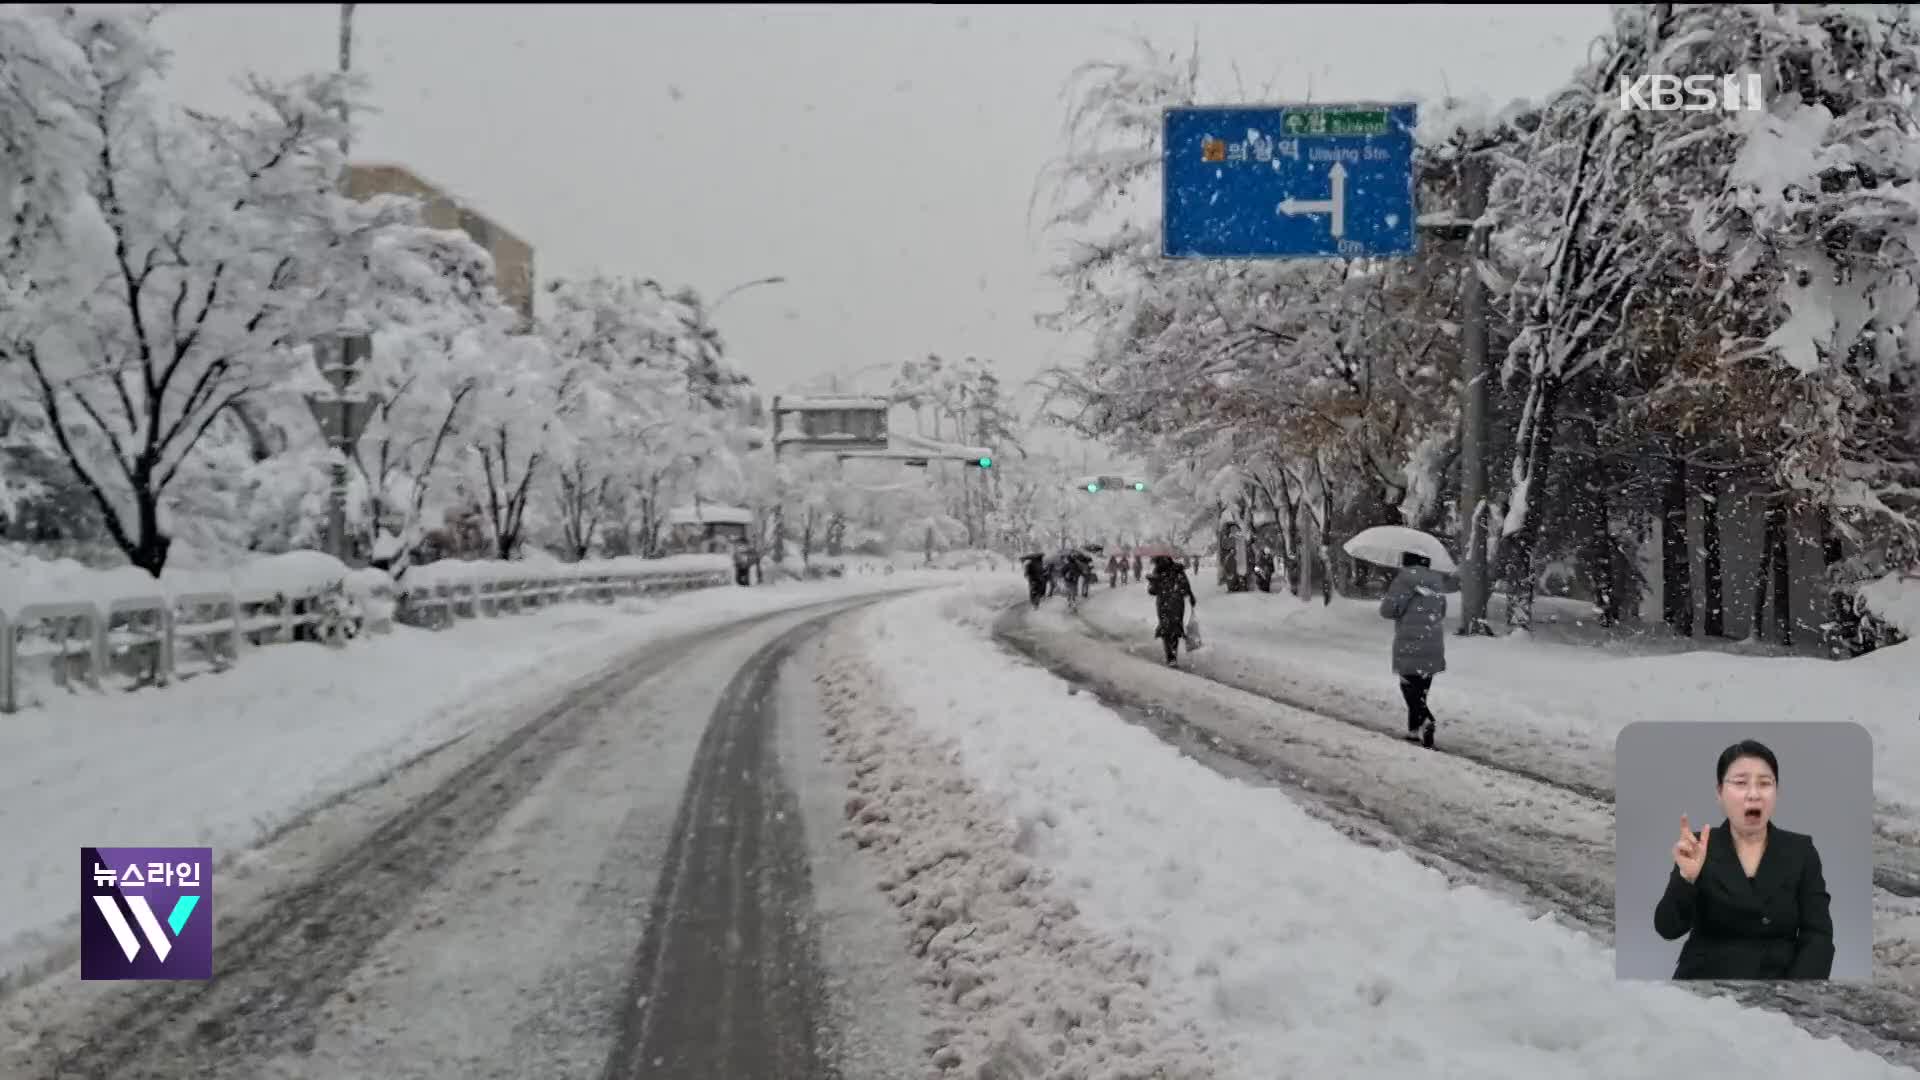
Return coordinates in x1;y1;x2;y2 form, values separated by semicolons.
1661;454;1692;636
1701;481;1725;638
1770;500;1792;647
1500;375;1564;629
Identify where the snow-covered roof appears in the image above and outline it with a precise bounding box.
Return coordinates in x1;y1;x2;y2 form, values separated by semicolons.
666;504;753;526
774;395;889;412
775;430;875;443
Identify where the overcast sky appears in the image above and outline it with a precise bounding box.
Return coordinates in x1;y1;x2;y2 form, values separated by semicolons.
151;3;1611;460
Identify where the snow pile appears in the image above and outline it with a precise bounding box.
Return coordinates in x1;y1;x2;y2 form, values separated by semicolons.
398;552;732;589
0;547;740;615
0;548;386;611
815;609;1222;1078
928;548;1010;572
851;584;1915;1079
1858;572;1920;638
0;571;967;992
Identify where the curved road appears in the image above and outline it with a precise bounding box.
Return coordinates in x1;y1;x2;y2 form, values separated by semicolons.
0;595;914;1080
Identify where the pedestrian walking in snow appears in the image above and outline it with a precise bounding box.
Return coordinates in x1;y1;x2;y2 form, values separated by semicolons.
1061;550;1092;612
1378;551;1460;748
1022;553;1048;609
1146;555;1197;666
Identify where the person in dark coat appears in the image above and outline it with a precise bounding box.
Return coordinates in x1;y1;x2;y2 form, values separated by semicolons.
1132;554;1144;582
1378;551;1459;748
1022;553;1048;608
1655;740;1834;980
1061;550;1095;608
1146;555;1197;665
1252;544;1275;593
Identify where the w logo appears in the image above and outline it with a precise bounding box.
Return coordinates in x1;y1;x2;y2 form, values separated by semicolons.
90;894;200;962
81;846;213;981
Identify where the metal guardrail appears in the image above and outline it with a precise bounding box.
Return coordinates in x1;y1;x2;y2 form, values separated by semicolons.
0;565;730;713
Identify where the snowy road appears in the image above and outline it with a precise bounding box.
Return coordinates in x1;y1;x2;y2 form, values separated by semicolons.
1071;591;1920;895
996;600;1920;1071
602;616;840;1080
0;593;917;1080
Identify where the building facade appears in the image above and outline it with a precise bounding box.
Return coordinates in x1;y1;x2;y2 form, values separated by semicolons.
346;163;535;325
660;504;754;554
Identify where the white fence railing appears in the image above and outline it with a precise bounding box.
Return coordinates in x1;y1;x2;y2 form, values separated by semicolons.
0;561;732;714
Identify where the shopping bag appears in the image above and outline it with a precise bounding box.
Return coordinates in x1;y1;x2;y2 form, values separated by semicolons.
1184;612;1203;649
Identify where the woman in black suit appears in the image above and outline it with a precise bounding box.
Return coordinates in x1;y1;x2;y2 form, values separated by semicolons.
1654;739;1834;980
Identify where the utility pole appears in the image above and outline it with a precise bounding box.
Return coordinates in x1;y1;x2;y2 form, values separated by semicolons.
328;2;356;563
769;395;784;564
308;2;371;565
1456;149;1494;635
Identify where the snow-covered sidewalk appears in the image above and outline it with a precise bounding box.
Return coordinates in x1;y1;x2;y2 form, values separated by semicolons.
827;581;1916;1078
0;572;960;991
1079;581;1920;835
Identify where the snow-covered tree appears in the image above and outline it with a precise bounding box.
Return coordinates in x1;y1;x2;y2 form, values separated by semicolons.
1486;4;1920;630
0;7;160;524
462;331;565;560
346;215;515;570
1030;38;1474;597
0;25;444;575
532;273;758;559
1672;4;1920;562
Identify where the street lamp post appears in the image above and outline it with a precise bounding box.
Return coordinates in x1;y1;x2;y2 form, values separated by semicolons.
696;275;788;566
710;274;787;312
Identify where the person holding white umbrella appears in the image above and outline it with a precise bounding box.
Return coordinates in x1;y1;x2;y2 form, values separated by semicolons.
1345;526;1461;749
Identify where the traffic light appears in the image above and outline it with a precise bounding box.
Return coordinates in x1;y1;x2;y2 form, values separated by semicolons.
974;456;993;468
1086;481;1101;493
1132;481;1147;492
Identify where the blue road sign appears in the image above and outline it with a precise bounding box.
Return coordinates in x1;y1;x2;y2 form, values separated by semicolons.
1162;102;1418;260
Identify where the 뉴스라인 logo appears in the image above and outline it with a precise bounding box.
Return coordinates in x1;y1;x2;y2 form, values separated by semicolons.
81;847;212;980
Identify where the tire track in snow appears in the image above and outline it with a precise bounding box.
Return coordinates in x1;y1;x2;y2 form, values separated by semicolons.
1072;599;1920;899
600;613;846;1080
30;598;869;1080
1067;598;1920;987
994;602;1920;1072
992;607;1617;926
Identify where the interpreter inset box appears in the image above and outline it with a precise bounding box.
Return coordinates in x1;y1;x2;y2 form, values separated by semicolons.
1613;721;1872;982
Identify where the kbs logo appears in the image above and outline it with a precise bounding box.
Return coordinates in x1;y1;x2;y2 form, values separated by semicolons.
1619;73;1765;113
81;847;212;980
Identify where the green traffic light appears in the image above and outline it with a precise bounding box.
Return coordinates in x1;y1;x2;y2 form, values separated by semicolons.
1086;483;1100;493
977;457;993;468
1133;482;1146;491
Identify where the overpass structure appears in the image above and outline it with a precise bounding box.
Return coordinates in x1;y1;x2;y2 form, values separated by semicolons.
836;430;994;468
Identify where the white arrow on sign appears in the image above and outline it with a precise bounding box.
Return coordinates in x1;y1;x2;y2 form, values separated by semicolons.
1277;160;1348;238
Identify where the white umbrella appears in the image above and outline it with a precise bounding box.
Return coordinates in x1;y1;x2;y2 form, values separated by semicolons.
1342;525;1458;573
